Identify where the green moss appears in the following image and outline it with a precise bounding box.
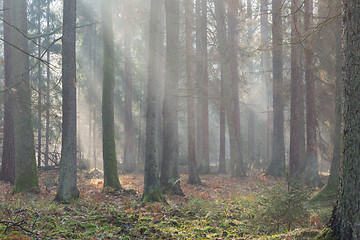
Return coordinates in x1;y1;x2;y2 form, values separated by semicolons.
311;180;338;203
103;131;121;191
12;168;39;194
315;228;338;240
142;189;165;203
54;187;80;204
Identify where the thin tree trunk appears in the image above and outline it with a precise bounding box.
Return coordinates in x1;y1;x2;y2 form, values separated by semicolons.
227;0;245;177
123;6;135;173
260;0;271;167
267;0;285;177
289;0;301;177
304;0;323;187
248;110;255;168
218;69;226;174
55;0;79;202
44;0;51;167
317;2;342;199
0;0;15;184
37;0;42;167
185;0;202;184
199;0;210;174
195;0;202;169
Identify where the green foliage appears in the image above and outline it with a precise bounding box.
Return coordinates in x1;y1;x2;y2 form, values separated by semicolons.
315;228;338;240
257;175;310;233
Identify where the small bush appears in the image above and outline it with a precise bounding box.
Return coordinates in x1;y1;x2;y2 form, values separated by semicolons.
257;174;310;233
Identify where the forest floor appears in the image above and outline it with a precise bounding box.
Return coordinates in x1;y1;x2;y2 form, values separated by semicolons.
0;169;333;239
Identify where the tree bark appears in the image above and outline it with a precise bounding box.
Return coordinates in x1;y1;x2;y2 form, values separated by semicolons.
55;0;79;202
37;0;43;168
0;0;15;184
123;5;135;173
12;0;39;193
160;0;184;196
330;1;360;238
142;0;165;203
44;0;51;167
101;0;121;190
214;0;245;178
289;0;301;177
218;69;226;174
185;0;202;184
197;0;210;174
303;0;323;187
260;0;271;166
267;0;285;177
321;2;342;197
248;110;255;168
227;0;245;178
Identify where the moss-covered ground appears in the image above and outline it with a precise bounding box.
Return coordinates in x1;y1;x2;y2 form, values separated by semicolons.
0;170;333;239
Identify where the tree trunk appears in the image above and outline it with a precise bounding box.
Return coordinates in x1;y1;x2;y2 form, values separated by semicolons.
214;0;246;178
248;110;255;168
218;69;226;174
142;0;165;203
44;0;51;167
289;0;301;177
55;0;79;202
303;0;323;187
101;0;121;190
260;0;271;167
227;0;245;178
12;0;39;193
160;0;184;196
0;0;15;184
197;0;210;174
185;0;202;184
318;2;342;199
267;0;285;177
123;6;135;173
330;1;360;238
37;0;43;168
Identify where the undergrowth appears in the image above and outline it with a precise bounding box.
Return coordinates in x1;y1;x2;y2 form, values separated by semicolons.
0;171;332;239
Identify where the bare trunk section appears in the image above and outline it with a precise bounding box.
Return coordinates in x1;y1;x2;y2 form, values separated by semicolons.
142;0;165;203
160;0;184;196
260;0;271;167
218;69;226;174
0;0;15;184
197;0;210;174
55;0;79;202
267;0;285;177
330;1;360;238
123;6;135;173
289;0;301;177
185;0;202;184
318;2;342;199
214;0;245;178
101;0;121;190
248;110;255;168
303;0;323;187
195;0;202;170
37;0;42;167
44;0;51;167
227;0;245;178
12;0;39;193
